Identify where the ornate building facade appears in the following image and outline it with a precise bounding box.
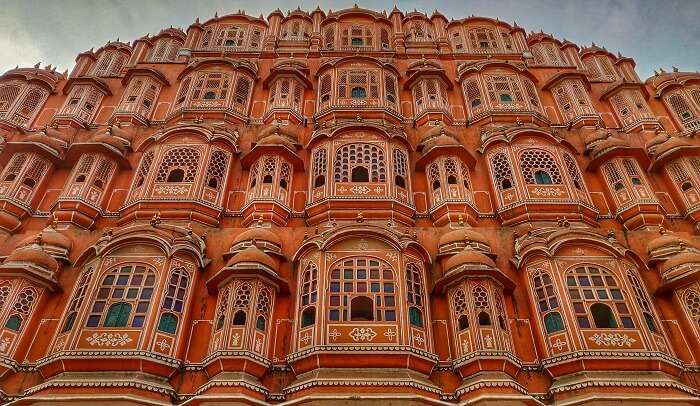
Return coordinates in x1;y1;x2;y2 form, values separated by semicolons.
0;5;699;405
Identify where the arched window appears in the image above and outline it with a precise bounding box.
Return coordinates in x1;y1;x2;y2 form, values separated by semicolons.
682;288;700;331
0;81;22;113
4;287;37;332
104;302;132;327
520;150;563;185
351;87;366;99
133;151;154;190
452;288;469;331
155;148;200;183
473;285;491;326
560;154;584;192
0;282;12;314
214;287;229;331
532;270;564;334
566;266;633;329
204;149;230;192
491;151;514;191
591;303;617;328
627;271;658;333
231;282;252;326
91;50;128;77
462;77;484;117
350;296;374;321
86;265;156;328
406;264;425;328
333;143;386;183
312;148;327;189
158;268;190;334
61;267;94;333
158;313;178;334
328;257;395;322
301;307;315;328
149;37;182;62
544;312;565;334
255;287;272;332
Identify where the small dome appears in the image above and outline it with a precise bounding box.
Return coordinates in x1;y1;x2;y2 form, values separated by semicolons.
20;228;72;252
661;251;700;274
91;133;129;153
5;244;59;273
646;131;671;150
226;246;276;270
584;127;611;148
439;228;489;248
653;136;692;158
232;227;282;247
256;133;296;150
590;136;629;158
444;248;496;271
647;232;689;253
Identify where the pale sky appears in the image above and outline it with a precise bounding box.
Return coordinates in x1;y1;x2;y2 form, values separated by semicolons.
0;0;697;80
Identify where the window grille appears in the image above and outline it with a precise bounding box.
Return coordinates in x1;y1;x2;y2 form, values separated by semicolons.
333;143;386;183
155;147;200;183
323;25;335;49
683;288;700;330
520;149;562;184
0;81;22;113
532;270;564;334
462;77;484;116
484;75;524;105
5;287;37;331
150;38;182;62
10;87;48;126
61;267;94;332
563;152;585;191
214;287;230;331
86;265;155;328
491;151;514;191
158;268;190;334
92;50;127;76
233;76;252;112
566;266;633;329
452;288;469;331
406;263;425;328
204;150;229;191
312;148;327;188
665;91;700;131
328;257;396;322
626;271;658;333
450;29;465;51
0;282;12;314
468;27;498;51
473;285;491;325
393;149;408;188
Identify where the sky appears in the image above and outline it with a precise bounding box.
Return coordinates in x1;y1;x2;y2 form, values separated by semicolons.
0;0;698;80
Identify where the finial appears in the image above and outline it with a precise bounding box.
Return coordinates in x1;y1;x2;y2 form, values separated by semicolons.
34;62;40;68
673;66;679;72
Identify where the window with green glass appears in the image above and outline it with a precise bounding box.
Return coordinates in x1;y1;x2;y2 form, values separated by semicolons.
158;312;178;334
544;312;564;334
104;302;132;327
5;315;21;331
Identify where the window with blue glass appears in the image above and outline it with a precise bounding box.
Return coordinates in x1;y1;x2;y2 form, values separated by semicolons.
86;265;155;328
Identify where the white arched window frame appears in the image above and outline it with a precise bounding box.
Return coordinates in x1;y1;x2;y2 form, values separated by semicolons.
148;37;182;62
198;24;264;50
0;80;49;128
61;153;116;207
267;76;304;114
91;50;129;77
58;85;104;124
583;55;619;82
602;158;655;209
116;76;162;119
280;19;311;41
551;79;596;123
171;70;253;116
426;156;474;207
0;152;50;206
666;157;700;212
609;89;654;128
663;88;700;133
246;155;293;205
413;77;449;115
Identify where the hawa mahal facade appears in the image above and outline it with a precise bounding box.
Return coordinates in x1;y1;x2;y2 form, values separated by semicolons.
1;5;700;405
